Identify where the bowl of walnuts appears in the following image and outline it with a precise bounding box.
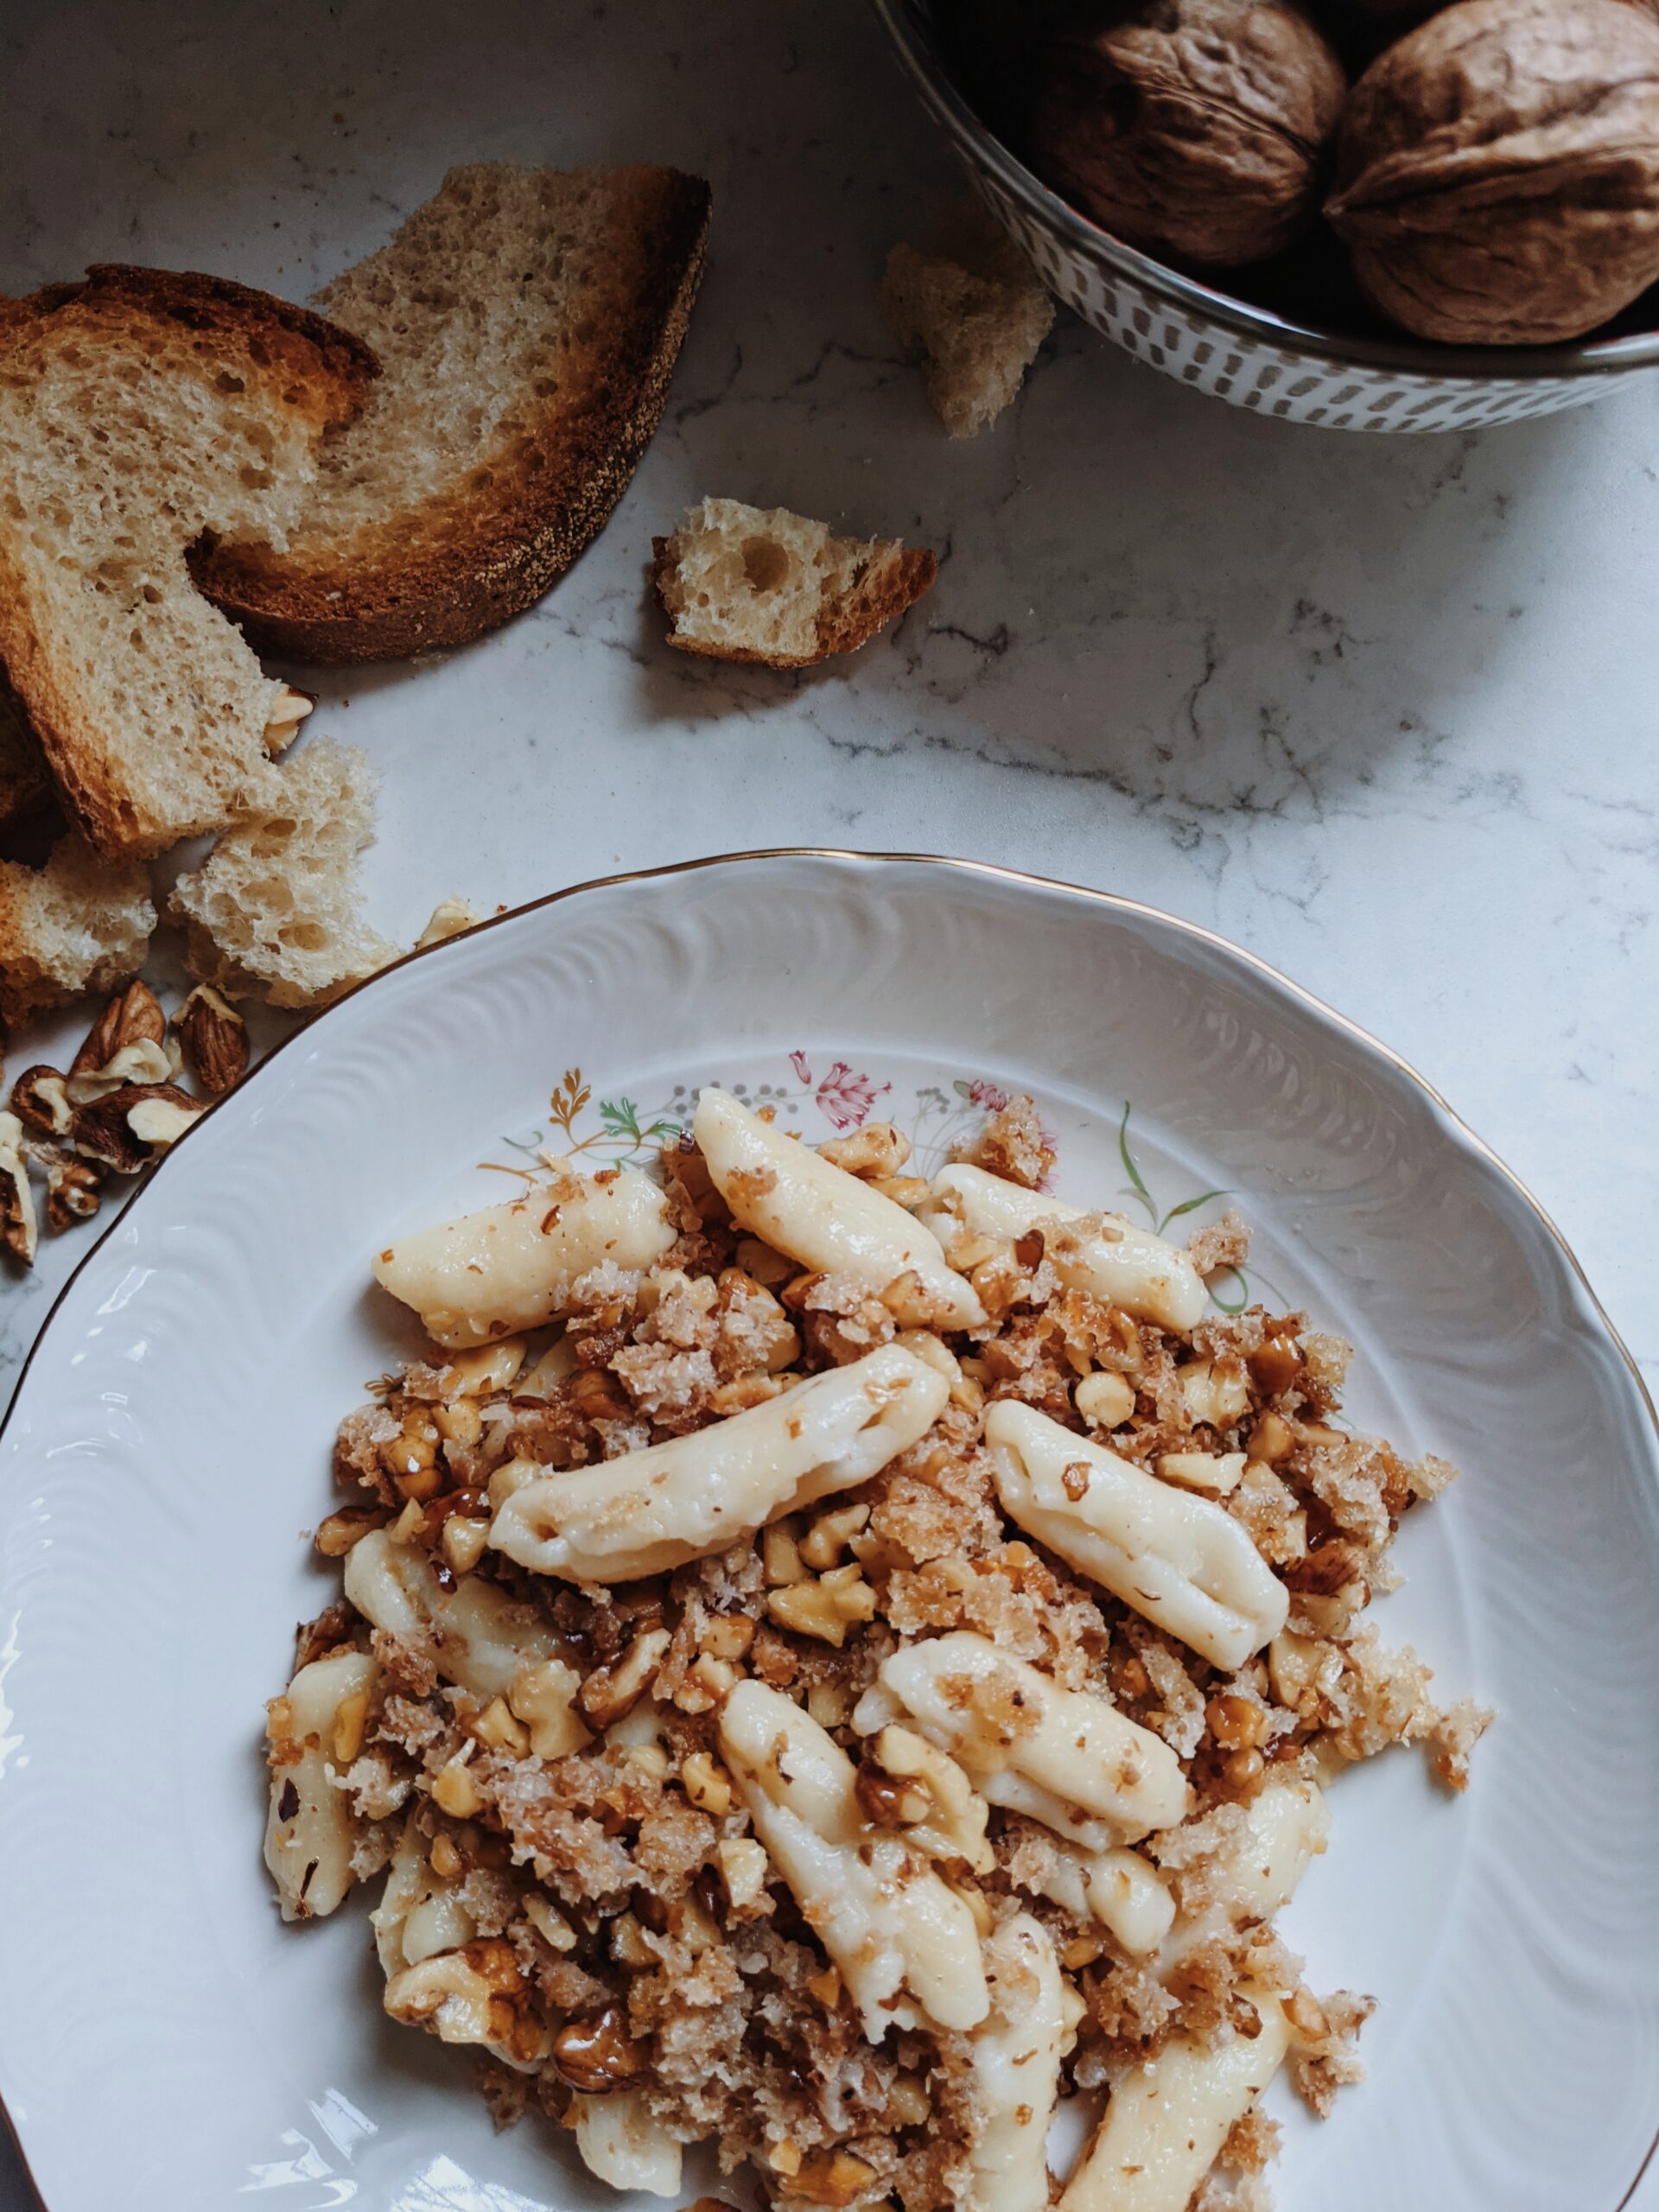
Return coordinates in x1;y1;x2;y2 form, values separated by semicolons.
873;0;1659;431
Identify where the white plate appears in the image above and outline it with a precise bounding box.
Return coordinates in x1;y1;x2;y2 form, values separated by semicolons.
2;851;1656;2212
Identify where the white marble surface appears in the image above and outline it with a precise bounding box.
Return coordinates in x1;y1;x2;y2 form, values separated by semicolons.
1;1;1656;2205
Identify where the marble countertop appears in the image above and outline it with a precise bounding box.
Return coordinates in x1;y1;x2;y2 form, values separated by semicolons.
2;1;1655;2205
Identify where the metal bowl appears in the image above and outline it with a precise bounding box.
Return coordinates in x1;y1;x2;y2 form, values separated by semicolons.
873;0;1659;434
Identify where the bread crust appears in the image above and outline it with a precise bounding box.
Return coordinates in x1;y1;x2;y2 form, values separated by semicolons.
194;169;712;664
0;267;378;859
649;537;938;668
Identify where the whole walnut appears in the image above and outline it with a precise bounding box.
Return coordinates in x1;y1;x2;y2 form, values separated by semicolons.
1325;0;1659;346
1028;1;1348;268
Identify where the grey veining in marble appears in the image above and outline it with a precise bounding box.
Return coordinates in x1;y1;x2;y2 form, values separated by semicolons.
0;3;1656;2199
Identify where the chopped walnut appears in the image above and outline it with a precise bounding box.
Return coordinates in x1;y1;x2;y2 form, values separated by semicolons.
176;983;249;1096
0;1111;37;1264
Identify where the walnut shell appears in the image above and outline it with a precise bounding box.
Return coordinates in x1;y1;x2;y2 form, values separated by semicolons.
1326;0;1659;345
1029;1;1348;267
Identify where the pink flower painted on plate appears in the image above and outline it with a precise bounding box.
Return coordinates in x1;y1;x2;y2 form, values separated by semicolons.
968;1077;1009;1113
789;1052;813;1085
814;1060;889;1132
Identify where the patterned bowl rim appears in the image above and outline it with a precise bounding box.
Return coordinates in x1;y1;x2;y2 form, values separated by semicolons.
1;848;1656;2211
870;0;1659;386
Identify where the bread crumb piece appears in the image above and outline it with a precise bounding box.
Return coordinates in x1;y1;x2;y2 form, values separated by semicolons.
950;1091;1054;1188
652;497;935;668
0;834;155;1027
882;201;1054;437
169;739;396;1009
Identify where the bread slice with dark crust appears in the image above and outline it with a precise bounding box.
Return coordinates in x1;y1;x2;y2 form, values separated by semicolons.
194;163;711;664
0;265;378;860
652;498;938;667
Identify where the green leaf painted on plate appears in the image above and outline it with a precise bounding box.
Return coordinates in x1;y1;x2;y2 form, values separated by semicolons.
1117;1103;1160;1228
1159;1188;1231;1233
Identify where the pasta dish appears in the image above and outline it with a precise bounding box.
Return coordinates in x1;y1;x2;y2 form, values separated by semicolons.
264;1083;1486;2210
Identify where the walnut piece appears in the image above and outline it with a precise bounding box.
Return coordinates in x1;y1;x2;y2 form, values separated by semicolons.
68;978;173;1104
10;1065;72;1138
72;1082;206;1175
32;1141;105;1232
1030;0;1347;268
1325;0;1659;345
0;1110;37;1265
176;983;249;1097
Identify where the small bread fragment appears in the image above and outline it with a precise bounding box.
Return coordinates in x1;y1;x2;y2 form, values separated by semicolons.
652;497;936;667
168;740;396;1010
883;203;1055;437
0;834;155;1027
194;162;711;663
0;265;378;859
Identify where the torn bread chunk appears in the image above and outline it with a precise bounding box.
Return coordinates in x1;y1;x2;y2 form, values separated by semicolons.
372;1160;675;1347
652;496;936;667
883;200;1055;438
0;833;155;1027
168;740;396;1010
0;266;376;858
194;162;710;663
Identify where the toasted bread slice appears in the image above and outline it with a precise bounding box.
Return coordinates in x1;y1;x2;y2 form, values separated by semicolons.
652;498;937;667
0;833;155;1027
194;162;711;664
168;739;397;1010
0;266;377;861
883;201;1054;438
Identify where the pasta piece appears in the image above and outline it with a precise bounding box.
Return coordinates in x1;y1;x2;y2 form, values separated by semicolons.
372;1814;475;1974
1160;1777;1329;1972
1059;1988;1291;2212
264;1647;377;1923
489;1342;948;1582
372;1162;675;1348
694;1086;985;1328
856;1630;1186;1848
920;1163;1208;1331
373;1821;550;2072
719;1680;989;2038
570;2091;683;2198
965;1915;1067;2212
1010;1837;1175;1956
344;1527;565;1695
1082;1847;1178;1956
987;1402;1289;1670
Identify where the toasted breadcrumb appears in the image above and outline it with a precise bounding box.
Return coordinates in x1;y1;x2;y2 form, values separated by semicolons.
1288;1987;1376;2116
950;1091;1054;1188
1187;1205;1253;1276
